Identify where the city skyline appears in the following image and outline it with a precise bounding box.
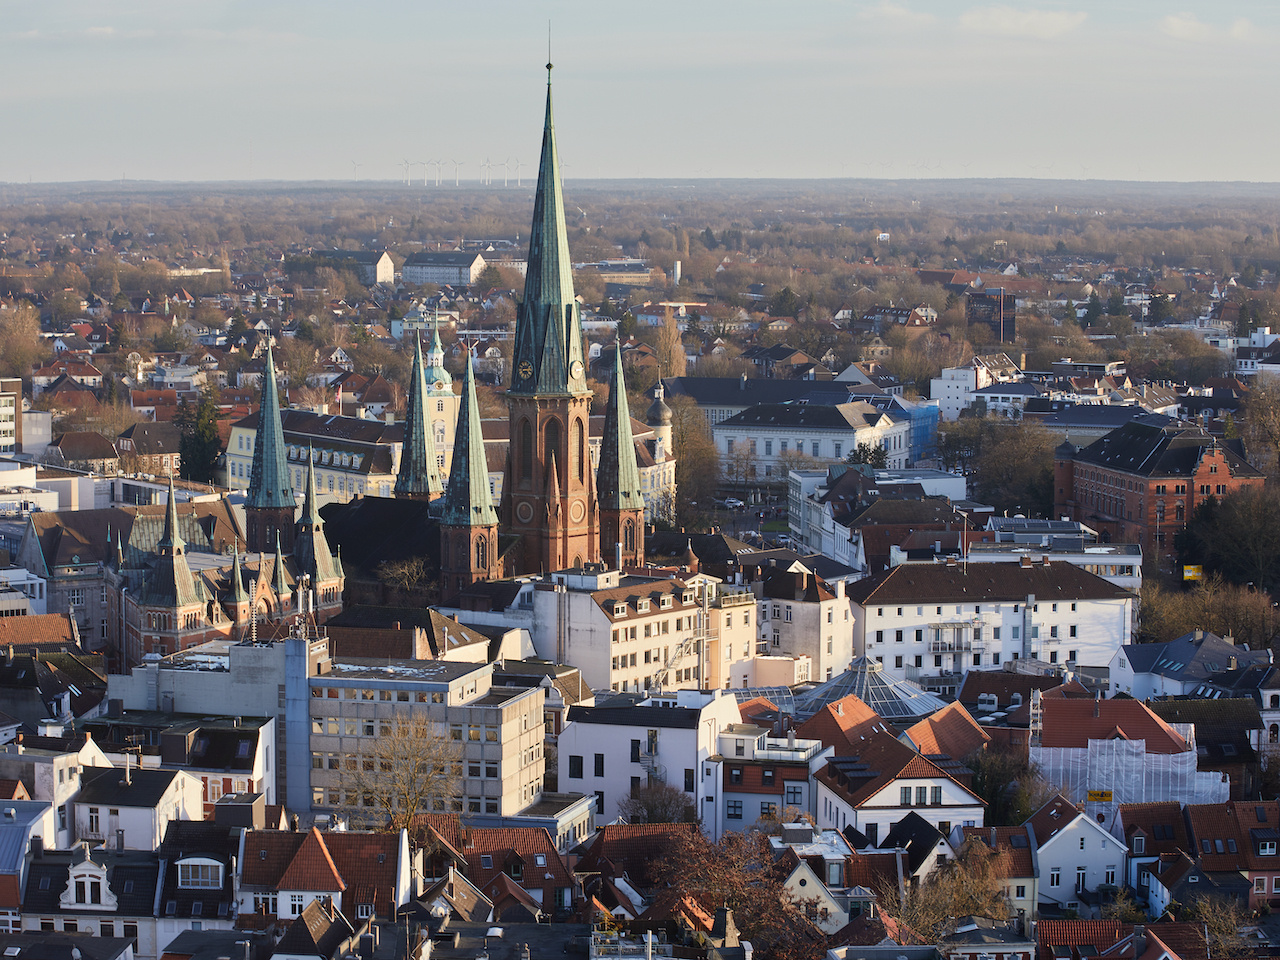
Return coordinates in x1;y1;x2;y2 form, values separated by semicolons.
2;1;1279;184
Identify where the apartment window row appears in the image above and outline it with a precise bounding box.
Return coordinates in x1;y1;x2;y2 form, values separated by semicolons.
899;785;944;807
875;602;1078;617
310;686;446;703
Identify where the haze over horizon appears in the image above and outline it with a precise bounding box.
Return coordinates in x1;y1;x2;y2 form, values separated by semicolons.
4;1;1278;185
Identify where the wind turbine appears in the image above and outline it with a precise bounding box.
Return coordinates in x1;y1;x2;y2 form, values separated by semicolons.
449;160;462;186
502;158;512;187
419;160;431;186
513;157;525;186
350;160;362;181
480;157;491;185
401;160;412;186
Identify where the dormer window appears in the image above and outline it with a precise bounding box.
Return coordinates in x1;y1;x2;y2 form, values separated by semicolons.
1132;836;1145;855
660;596;672;609
614;603;627;617
1261;841;1276;856
637;599;650;613
178;860;223;889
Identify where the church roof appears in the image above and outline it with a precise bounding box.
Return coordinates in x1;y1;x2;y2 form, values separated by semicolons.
597;344;644;512
508;70;589;399
246;344;296;509
295;447;343;585
441;357;497;528
395;333;444;499
140;477;201;609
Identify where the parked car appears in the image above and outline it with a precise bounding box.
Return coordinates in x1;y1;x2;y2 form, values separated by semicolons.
724;497;745;509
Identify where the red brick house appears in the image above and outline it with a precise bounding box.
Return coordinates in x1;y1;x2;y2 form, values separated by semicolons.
1054;417;1264;558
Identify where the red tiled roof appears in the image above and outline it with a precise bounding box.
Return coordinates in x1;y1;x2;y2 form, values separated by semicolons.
413;815;572;896
960;826;1035;878
0;614;80;650
795;695;891;754
816;731;982;809
1037;920;1130;960
276;828;345;892
1027;793;1085;849
903;702;990;759
1185;800;1280;872
324;831;401;918
0;875;20;911
575;822;700;888
1116;802;1189;859
1038;699;1190;753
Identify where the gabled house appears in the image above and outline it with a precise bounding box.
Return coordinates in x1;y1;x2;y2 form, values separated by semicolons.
1184;800;1280;910
959;825;1037;920
1025;793;1123;917
0;799;56;933
154;821;240;944
21;847;162;960
237;828;412;924
814;731;985;845
272;897;363;960
1111;802;1189;902
1109;630;1268;699
73;767;203;851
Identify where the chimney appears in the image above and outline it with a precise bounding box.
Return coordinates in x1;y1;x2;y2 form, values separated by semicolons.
740;373;748;390
1093;693;1100;718
116;829;125;852
392;621;401;631
1133;925;1146;957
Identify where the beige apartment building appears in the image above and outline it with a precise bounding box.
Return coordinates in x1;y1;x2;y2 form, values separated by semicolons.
526;567;769;695
305;658;546;818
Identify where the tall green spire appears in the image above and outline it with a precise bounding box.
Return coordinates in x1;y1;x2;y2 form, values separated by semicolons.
247;343;295;510
441;353;497;527
395;334;444;499
597;344;643;512
508;67;589;398
146;475;200;608
273;533;290;600
230;548;249;605
295;445;342;583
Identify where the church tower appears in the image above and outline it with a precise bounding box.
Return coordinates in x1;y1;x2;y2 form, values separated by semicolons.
440;354;501;603
597;344;645;567
503;65;598;573
295;444;344;617
394;333;445;500
246;344;297;553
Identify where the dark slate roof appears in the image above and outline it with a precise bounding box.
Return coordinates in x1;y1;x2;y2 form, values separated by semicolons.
1026;404;1169;430
273;898;355;960
77;766;183;808
846;561;1131;605
644;531;757;563
403;251;484;267
0;934;135;960
1119;631;1268;683
1072;418;1261;478
566;703;702;730
662;377;877;407
157;820;239;921
880;811;946;875
51;432;118;461
118;421;182;455
314;250;386;265
717;401;892;431
23;852;159;916
319;496;439;575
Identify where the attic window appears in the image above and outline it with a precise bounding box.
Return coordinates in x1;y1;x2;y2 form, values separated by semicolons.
660;596;672;609
480;855;492;869
236;741;252;758
1259;807;1268;823
613;604;627;617
637;599;650;613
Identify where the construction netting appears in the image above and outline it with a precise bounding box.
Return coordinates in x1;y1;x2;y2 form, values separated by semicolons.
1031;724;1228;828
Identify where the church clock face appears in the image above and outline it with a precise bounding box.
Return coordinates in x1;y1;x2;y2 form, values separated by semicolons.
570;360;584;379
517;360;534;380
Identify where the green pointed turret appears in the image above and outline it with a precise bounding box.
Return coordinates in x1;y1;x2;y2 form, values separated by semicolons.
597;345;643;511
230;549;249;605
441;355;497;527
395;334;444;499
508;68;589;399
273;533;290;600
145;476;200;608
424;317;453;391
247;344;295;510
295;445;342;583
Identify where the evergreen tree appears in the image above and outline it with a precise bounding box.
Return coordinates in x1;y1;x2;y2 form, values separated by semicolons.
175;391;222;484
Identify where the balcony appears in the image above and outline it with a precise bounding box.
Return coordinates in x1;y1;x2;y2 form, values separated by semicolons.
929;638;985;654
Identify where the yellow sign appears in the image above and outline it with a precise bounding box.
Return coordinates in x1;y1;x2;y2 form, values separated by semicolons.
1183;565;1204;581
1086;790;1113;802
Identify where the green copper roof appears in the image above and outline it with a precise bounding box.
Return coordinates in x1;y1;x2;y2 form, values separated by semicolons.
273;533;290;598
508;73;589;399
597;345;644;512
230;549;249;605
247;344;296;510
441;355;498;528
145;476;200;608
424;318;453;389
295;445;343;584
395;334;445;498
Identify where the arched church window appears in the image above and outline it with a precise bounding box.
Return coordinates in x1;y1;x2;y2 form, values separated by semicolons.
476;536;488;570
624;519;635;553
575;418;585;483
520;420;533;481
545;418;562;472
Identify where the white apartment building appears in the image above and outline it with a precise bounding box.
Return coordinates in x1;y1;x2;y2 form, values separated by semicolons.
848;559;1134;694
557;688;740;837
753;568;855;683
1027;794;1125;917
527;567;759;695
713;402;911;479
929;354;1024;421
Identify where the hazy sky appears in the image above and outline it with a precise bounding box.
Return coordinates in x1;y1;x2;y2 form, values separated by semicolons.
3;1;1278;184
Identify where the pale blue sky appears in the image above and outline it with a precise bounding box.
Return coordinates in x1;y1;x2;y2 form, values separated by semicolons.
2;1;1277;183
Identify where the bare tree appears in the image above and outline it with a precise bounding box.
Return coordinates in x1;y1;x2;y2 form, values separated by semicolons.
874;838;1012;944
345;715;463;831
617;781;696;824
